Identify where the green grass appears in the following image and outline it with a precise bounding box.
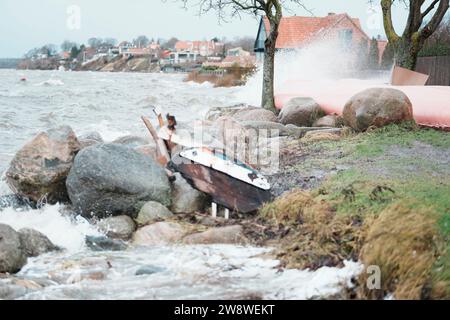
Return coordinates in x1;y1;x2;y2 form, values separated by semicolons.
305;123;450;159
307;124;450;296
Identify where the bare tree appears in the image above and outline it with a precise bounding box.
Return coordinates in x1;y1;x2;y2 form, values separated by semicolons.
61;40;78;52
173;0;308;112
379;0;449;70
133;35;150;48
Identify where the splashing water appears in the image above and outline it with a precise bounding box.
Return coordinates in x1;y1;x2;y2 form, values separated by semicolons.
0;204;100;252
237;39;390;106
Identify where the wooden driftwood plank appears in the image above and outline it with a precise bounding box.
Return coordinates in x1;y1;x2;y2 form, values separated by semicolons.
141;116;171;166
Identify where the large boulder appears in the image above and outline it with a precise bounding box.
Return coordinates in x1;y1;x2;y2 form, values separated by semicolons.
132;222;187;246
96;216;136;240
278;97;325;127
18;228;59;257
0;224;27;274
233;108;278;123
343;88;414;131
171;173;208;214
5;126;81;204
205;105;257;122
182;226;247;245
135;201;174;226
112;136;150;148
66;143;171;219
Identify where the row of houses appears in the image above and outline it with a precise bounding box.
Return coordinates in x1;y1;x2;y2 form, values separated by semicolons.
58;12;387;71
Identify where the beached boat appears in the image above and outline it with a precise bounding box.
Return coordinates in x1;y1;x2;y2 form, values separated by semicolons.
169;147;272;214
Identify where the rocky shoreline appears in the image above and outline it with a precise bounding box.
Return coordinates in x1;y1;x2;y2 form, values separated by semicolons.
1;88;449;299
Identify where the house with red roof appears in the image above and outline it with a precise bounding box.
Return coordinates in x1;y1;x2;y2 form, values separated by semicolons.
254;13;373;62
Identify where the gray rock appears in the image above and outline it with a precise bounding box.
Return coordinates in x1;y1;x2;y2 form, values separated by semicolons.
0;282;28;300
0;195;33;210
0;224;27;274
135;265;165;276
313;115;341;128
183;225;247;245
78;131;104;148
5;126;81;204
134;144;158;162
18;228;59;257
240;121;289;136
78;131;103;143
113;135;150;148
278;97;325;127
85;235;128;251
135;201;174;226
343;88;414;131
205;104;257;121
171;173;207;214
66;143;171;219
233;108;278;123
132;222;187;246
97;215;136;240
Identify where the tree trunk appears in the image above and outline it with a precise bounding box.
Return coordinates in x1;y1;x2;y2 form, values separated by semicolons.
393;36;422;70
261;28;278;113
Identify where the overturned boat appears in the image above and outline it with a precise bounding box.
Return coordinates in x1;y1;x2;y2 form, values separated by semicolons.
169;147;272;214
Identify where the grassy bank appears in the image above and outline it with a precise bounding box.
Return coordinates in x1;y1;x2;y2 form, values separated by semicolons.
259;124;450;299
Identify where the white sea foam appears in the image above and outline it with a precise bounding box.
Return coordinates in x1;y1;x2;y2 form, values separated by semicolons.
0;204;100;252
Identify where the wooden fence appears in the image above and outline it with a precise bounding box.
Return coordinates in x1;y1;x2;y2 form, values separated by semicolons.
416;55;450;86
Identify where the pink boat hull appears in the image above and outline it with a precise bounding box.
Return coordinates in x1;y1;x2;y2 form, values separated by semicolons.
275;79;450;130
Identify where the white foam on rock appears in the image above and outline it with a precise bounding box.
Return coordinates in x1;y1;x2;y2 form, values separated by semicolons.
0;204;100;252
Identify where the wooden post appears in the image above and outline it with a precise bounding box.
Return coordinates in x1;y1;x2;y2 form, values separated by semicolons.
212;202;217;218
224;208;230;220
141;116;171;166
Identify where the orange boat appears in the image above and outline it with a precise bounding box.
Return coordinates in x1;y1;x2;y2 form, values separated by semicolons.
275;79;450;130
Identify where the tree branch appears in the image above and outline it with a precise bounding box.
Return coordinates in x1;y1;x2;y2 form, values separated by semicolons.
381;0;400;41
420;0;450;40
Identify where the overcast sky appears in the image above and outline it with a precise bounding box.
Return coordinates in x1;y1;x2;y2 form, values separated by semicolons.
0;0;413;58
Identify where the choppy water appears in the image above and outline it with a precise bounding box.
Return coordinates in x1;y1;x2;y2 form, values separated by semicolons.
0;69;362;300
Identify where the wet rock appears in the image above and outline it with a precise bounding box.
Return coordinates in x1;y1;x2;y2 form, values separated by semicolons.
78;131;103;149
171;173;208;214
132;222;187;246
135;265;165;276
0;195;33;210
278;97;325;127
0;281;28;300
233;108;278;123
113;135;150;148
183;225;247;245
205;104;257;121
5;126;81;204
66;143;171;219
135;144;158;161
18;228;60;257
78;131;103;143
214;117;251;163
313;115;341;128
85;235;128;251
343;88;414;131
96;215;136;240
0;224;27;274
135;201;174;226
